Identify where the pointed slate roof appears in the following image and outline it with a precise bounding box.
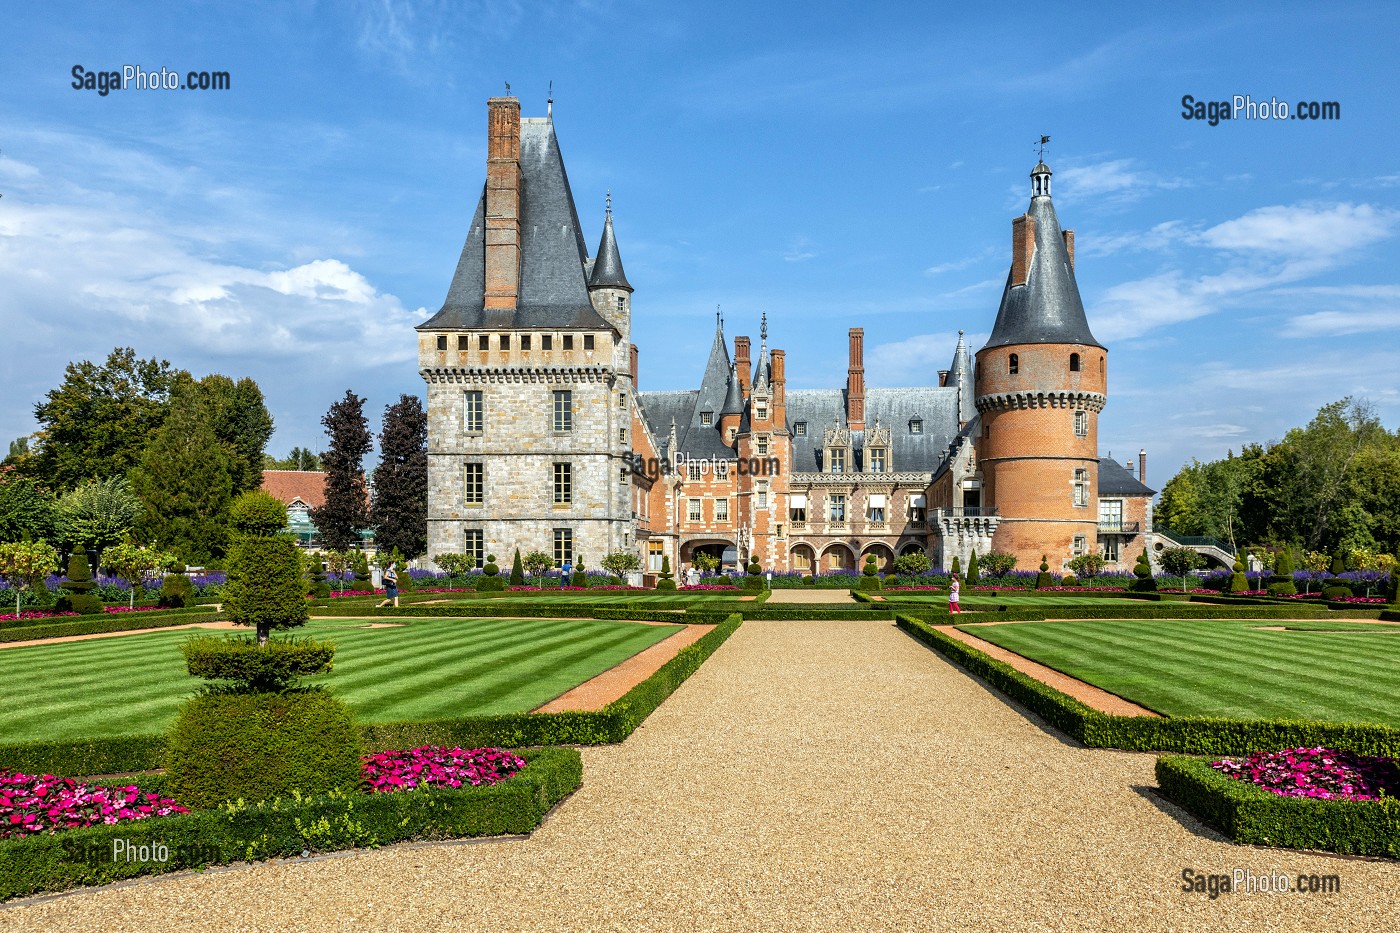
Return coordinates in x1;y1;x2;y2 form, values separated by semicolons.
1097;457;1156;496
588;206;632;291
946;329;974;423
983;165;1102;350
419;118;615;333
695;314;732;423
720;361;744;415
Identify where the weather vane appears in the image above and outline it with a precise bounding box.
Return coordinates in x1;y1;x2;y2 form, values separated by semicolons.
505;81;511;94
1036;135;1050;160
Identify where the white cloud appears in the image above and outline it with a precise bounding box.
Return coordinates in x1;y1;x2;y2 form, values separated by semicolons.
1050;158;1188;206
1198;203;1398;258
867;330;989;386
1281;309;1400;337
782;236;817;262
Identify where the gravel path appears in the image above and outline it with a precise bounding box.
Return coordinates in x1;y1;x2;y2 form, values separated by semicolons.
8;619;1397;931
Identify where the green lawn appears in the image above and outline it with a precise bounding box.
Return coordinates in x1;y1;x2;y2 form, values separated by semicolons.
958;618;1400;726
883;592;1207;608
0;616;680;743
444;591;748;605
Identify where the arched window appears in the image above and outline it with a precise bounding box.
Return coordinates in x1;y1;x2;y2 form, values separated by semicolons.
1070;353;1081;372
1099;356;1105;374
1009;353;1019;375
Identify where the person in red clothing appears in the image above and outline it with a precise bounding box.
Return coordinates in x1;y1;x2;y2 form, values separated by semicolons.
948;571;961;614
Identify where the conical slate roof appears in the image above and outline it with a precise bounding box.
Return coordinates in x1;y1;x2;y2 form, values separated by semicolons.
588;209;632;291
721;362;744;415
983;171;1102;350
946;330;975;423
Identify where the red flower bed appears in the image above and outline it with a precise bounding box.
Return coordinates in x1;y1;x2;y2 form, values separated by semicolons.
0;610;80;622
361;746;526;793
1211;747;1400;802
1;771;187;839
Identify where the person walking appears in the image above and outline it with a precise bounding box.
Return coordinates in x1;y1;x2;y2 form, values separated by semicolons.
380;561;400;609
561;558;573;588
948;571;961;614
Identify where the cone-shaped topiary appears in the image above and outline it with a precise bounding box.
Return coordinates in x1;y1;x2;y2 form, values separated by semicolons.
58;552;104;614
353;550;372;590
509;548;525;586
1130;550;1157;592
1228;553;1248;593
1331;551;1346;575
951;555;962;575
857;554;882;591
476;553;504;591
965;551;980;586
223;491;309;645
1269;549;1297;596
572;556;589;588
656;554;676;590
1035;554;1054;590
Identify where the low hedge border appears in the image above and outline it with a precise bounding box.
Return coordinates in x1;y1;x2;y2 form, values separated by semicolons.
739;608;895;621
897;604;1379;623
0;608;226;644
0;745;582;901
0;615;744;776
1155;754;1400;857
895;614;1400;757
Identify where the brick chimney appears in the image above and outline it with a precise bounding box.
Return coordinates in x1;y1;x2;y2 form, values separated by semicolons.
771;349;786;420
735;336;751;396
846;328;865;431
484;96;522;311
1062;229;1075;271
629;343;639;388
1011;213;1036;287
1139;449;1147;487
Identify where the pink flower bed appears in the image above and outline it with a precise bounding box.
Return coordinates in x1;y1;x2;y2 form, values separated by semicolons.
1211;747;1400;802
680;584;738;591
1333;596;1388;604
102;605;168;614
1;771;188;839
362;746;527;793
504;585;648;591
0;610;80;622
886;586;945;591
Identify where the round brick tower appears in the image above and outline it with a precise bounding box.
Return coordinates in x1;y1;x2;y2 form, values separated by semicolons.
974;161;1106;570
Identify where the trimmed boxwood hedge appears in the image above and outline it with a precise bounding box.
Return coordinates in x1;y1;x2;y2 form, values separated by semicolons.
897;604;1379;624
0;746;582;901
896;615;1400;757
0;607;224;644
1155;754;1400;857
0;615;744;777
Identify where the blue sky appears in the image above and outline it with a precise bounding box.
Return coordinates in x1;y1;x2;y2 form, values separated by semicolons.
2;1;1397;487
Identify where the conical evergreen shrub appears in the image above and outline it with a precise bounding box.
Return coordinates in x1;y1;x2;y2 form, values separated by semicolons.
966;551;980;586
657;554;676;590
1228;554;1248;593
509;548;525;586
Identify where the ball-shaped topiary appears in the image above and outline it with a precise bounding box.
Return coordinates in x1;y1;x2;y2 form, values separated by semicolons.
475;553;505;591
1060;574;1078;587
571;557;589;589
1034;555;1054;590
743;556;765;591
229;490;292;536
656;554;676;590
1130;550;1157;592
1228;554;1248;594
857;554;882;591
1321;584;1352;601
802;574;815;585
58;552;104;615
164;688;362;809
159;572;195;608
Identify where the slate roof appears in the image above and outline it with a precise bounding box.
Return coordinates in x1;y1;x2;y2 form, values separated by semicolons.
1097;457;1155;497
635;389;736;461
983;172;1103;350
945;331;974;424
783;388;961;474
419;118;615;333
588;210;632;291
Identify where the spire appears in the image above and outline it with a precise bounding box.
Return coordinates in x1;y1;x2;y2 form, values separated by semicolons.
694;309;732;423
947;329;974;424
721;360;744;415
982;159;1102;351
753;312;772;388
588;192;633;291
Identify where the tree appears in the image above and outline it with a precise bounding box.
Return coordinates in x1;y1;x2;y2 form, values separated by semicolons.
197;374;275;496
0;541;60;617
30;348;182;491
325;549;352;594
128;380;237;564
1285;398;1386;551
1301;550;1330;595
265;447;323;471
1067;552;1105;580
310;391;372;552
55;477;141;553
1228;554;1248;594
102;542;172;608
222;490;309;645
0;472;55;543
509;549;526;586
980;552;1017;578
1130;550;1157;592
965;551;981;585
1158;547;1203;593
692;551;720;574
601;551;640;579
369;395;427;559
523;551;554;582
893;551;931;577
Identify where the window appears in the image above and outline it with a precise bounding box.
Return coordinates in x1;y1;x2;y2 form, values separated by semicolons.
701;411;713;426
688;498;702;522
755;402;768;420
553;528;573;566
500;335;510;350
1070;352;1081;372
869;448;886;473
648;541;664;571
464;391;483;433
619;467;629;485
553;390;573;433
1073;410;1088;437
869;501;885;523
1099;498;1123;530
462;463;484;506
1073;468;1089;507
618;429;626;444
687;461;702;482
909;419;923;434
776;523;784;538
794;422;807;436
756;482;768;509
617;296;625;311
553;462;573;505
436;335;447;350
1072;535;1087;556
829;449;845;473
1009;353;1019;374
478;335;489;351
542;334;553;351
584;335;595;351
715;498;729;521
618;391;626;409
1102;537;1120;562
563;335;574;351
790;501;807;523
521;334;531;351
464;530;484;569
757;435;769;456
829;494;847;523
714;461;729;479
457;335;469;351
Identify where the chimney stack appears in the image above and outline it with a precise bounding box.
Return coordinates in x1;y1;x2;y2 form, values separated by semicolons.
772;349;786;418
735;336;752;396
1011;213;1036;287
1062;229;1075;271
629;343;639;388
484;97;522;311
1139;449;1147;486
846;328;865;430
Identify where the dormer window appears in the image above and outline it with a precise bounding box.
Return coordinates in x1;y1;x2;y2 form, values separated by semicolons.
794;422;807;436
869;448;886;473
829;449;846;473
755;402;768;420
909;419;923;435
1070;352;1081;372
1009;353;1019;375
701;411;713;427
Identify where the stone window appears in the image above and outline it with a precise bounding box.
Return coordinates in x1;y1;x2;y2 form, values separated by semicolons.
909;419;923;435
869;448;886;473
457;335;469;351
701;411;713;426
462;463;484;506
463;530;484;569
757;435;769;456
617;296;625;311
648;541;664;571
553;390;573;433
521;334;531;351
618;429;626;444
1073;468;1089;507
1074;410;1087;437
757;482;769;509
687;460;702;482
618;391;626;409
542;334;553;351
829;494;847;523
868;495;886;524
755;402;768;420
436;335;447;350
715;498;729;522
794;422;807;436
1070;352;1081;372
1009;353;1019;375
553;462;572;505
499;335;510;351
553;528;573;566
1101;536;1120;562
1072;534;1087;556
463;391;483;434
584;335;595;351
563;335;574;351
828;448;846;474
619;467;629;486
688;498;702;522
789;495;807;524
714;461;729;479
478;335;489;351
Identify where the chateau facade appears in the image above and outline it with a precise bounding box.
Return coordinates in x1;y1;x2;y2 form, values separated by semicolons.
417;97;1154;576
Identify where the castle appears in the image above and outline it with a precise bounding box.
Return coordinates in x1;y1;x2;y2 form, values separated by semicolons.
416;96;1154;576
